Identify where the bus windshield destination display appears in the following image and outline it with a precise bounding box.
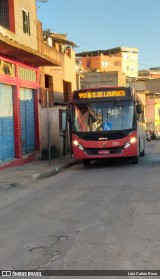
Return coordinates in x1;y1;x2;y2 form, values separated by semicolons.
76;90;126;100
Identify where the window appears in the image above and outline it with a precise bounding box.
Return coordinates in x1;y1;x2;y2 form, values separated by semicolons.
0;0;9;29
63;81;72;102
0;0;15;32
102;61;108;67
40;75;54;108
22;9;30;35
130;66;135;71
87;60;91;68
123;55;129;60
124;65;130;71
114;61;121;66
131;56;136;61
19;67;36;81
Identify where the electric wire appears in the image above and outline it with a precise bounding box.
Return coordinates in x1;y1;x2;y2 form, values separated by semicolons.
2;4;160;80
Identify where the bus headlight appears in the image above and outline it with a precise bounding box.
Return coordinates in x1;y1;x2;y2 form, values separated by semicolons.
73;140;79;146
73;140;84;151
130;137;137;144
124;137;137;149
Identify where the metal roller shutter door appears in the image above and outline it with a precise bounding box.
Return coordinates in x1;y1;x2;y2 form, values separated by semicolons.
0;84;15;163
20;88;35;155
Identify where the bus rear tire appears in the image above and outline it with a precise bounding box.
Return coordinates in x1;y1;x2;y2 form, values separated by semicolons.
131;156;139;164
83;159;91;166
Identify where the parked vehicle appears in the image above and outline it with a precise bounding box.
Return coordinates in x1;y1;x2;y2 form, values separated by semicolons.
155;132;160;140
149;130;157;140
145;131;151;142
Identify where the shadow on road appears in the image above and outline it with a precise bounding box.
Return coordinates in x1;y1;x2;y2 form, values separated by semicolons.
81;158;135;169
80;155;160;169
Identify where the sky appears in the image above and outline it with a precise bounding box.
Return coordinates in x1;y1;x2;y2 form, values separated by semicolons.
37;0;160;70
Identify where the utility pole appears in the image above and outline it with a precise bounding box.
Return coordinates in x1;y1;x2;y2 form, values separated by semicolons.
47;91;51;166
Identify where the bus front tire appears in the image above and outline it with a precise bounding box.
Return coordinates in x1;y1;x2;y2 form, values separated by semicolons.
131;156;139;164
140;149;145;157
83;159;91;166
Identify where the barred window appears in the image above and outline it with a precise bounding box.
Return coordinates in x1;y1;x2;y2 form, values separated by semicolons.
0;0;9;29
19;67;36;82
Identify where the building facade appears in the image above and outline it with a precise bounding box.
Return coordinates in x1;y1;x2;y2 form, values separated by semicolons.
76;47;139;78
80;71;126;88
138;68;160;79
131;79;160;134
37;25;77;156
0;0;59;168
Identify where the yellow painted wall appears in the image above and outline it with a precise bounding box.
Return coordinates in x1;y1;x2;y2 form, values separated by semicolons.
39;41;76;154
155;103;160;133
40;50;76;97
122;52;138;77
0;0;38;50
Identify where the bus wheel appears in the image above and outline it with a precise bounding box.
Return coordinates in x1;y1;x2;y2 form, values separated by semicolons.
140;149;145;157
131;156;139;164
83;159;91;166
140;138;145;157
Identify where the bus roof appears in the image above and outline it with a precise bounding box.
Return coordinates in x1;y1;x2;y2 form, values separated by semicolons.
73;86;126;93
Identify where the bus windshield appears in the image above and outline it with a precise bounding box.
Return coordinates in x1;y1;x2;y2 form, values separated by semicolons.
73;100;134;132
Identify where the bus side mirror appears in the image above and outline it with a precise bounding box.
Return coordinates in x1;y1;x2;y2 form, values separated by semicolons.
66;103;73;123
136;104;142;114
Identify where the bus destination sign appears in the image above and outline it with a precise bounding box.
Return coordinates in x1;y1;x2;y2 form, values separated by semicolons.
77;90;126;99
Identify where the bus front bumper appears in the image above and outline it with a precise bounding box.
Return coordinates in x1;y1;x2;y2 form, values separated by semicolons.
73;143;138;160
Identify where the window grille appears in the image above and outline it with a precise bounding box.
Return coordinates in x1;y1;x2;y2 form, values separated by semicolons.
0;0;9;29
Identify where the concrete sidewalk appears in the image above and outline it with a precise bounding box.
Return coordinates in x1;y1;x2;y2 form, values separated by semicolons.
0;156;79;188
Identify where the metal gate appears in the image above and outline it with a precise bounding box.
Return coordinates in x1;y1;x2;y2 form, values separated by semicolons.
20;88;35;154
0;84;15;163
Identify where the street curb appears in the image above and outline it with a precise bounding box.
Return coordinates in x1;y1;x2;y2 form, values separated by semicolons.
34;160;79;180
0;160;79;189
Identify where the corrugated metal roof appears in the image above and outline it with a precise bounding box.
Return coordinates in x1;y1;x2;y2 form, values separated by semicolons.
45;32;78;47
76;47;139;57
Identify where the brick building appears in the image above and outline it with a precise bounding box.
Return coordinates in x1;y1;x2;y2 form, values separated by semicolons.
76;47;139;88
76;47;139;75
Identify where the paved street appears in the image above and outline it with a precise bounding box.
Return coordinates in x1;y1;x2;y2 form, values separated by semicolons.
0;141;160;278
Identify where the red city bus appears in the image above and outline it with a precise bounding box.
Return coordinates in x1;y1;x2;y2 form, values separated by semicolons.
67;86;145;166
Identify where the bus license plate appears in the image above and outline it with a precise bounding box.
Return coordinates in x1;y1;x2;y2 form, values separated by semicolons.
99;150;109;155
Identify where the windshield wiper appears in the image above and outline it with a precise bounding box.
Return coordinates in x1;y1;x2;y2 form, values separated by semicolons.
111;98;120;109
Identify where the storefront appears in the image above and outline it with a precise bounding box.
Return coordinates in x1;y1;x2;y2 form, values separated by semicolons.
0;32;60;168
0;56;39;167
0;83;15;162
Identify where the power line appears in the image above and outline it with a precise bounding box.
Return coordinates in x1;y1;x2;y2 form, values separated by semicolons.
7;5;160;73
13;5;160;66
